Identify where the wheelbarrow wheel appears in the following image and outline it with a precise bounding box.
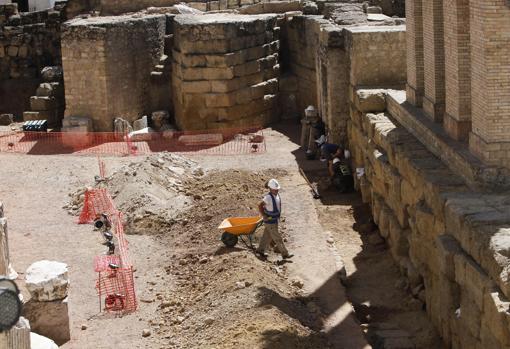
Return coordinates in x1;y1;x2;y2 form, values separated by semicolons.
221;232;238;247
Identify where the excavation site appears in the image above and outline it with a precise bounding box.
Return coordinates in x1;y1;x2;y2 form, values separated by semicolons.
0;0;510;348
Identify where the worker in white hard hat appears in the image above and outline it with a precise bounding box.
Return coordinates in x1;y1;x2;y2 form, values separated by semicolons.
256;179;292;259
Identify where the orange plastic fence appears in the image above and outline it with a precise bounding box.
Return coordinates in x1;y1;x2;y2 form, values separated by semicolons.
82;159;138;314
0;127;266;156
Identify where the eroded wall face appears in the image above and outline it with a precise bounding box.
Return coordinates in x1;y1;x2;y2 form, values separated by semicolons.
62;15;166;131
349;89;510;349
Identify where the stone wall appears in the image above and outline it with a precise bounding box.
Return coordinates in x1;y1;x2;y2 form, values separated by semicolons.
349;88;510;349
283;15;320;120
172;13;280;130
61;14;166;131
0;3;65;117
66;0;277;17
322;24;406;145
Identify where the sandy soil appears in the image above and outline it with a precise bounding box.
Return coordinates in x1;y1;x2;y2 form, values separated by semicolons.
0;124;441;348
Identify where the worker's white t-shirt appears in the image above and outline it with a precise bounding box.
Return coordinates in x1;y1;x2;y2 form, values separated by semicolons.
263;193;281;213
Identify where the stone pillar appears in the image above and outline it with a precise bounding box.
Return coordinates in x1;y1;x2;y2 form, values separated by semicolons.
0;202;9;276
405;0;424;107
24;261;70;346
422;0;446;122
443;0;472;142
468;0;510;168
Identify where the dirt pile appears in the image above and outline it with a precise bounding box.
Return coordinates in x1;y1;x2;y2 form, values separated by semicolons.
137;168;332;348
66;153;204;234
67;155;331;348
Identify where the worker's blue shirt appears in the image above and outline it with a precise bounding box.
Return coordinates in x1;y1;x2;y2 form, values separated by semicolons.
321;143;340;154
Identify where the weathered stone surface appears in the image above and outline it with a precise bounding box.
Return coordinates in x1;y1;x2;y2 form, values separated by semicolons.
173;13;280;130
41;66;63;82
133;115;148;131
0;113;13;125
23;298;70;346
113;117;133;134
355;89;386;113
25;261;69;301
30;96;56;111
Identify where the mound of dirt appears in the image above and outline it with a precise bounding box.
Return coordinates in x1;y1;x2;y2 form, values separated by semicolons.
67;155;332;348
135;168;331;348
66;153;205;234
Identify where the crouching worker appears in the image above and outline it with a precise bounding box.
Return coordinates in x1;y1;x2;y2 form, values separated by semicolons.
329;152;354;193
256;179;292;259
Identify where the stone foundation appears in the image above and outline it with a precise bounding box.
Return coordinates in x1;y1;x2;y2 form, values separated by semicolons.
349;88;510;349
172;14;280;130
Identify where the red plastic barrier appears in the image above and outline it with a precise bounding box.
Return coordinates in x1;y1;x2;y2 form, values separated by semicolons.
0;127;266;156
96;267;137;314
80;175;137;314
78;188;117;224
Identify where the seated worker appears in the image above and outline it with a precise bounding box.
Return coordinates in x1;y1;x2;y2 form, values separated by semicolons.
315;135;340;162
328;151;354;193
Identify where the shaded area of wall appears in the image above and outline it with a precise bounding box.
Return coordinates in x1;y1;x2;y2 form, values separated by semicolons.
283;15;320;120
0;3;65;118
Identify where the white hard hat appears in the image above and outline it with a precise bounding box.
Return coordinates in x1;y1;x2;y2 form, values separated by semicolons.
267;178;281;190
305;105;318;117
315;135;327;145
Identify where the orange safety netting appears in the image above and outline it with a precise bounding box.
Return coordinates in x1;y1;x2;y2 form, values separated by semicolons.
0;127;266;156
83;160;138;315
78;188;117;224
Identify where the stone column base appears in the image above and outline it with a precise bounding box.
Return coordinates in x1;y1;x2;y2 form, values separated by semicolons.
470;132;510;169
406;83;423;107
423;96;444;123
22;298;70;346
443;113;471;142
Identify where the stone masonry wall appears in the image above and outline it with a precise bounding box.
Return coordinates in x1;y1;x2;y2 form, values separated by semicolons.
172;14;280;130
349;89;510;349
61;15;166;131
66;0;271;17
284;15;319;119
0;3;65;117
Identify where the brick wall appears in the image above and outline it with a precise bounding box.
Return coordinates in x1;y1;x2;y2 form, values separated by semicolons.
469;0;510;166
405;0;424;106
443;0;471;141
422;0;445;122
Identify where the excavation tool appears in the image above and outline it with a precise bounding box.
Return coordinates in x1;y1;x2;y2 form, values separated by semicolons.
299;168;321;199
218;216;263;248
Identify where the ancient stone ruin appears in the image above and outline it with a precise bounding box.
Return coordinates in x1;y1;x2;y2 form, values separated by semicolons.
1;0;510;347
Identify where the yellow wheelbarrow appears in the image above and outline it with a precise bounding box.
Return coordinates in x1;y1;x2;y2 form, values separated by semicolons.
218;216;263;248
